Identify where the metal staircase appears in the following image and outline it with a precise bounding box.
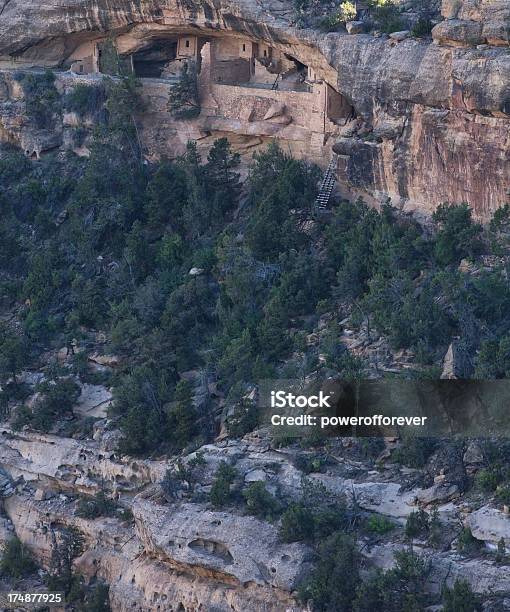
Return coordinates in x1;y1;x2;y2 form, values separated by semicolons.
314;157;337;212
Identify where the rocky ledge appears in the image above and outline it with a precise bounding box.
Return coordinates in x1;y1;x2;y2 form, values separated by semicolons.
2;427;510;609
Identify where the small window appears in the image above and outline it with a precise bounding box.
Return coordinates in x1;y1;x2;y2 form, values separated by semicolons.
242;44;246;52
263;50;267;57
185;40;190;48
79;65;83;73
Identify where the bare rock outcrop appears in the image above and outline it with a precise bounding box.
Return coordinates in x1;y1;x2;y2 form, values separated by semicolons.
4;428;510;608
367;542;510;595
133;498;311;592
466;505;510;547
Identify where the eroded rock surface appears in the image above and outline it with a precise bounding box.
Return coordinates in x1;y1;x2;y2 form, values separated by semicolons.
2;428;510;610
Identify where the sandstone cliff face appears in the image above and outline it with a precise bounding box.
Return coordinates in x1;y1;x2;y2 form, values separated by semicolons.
0;0;509;218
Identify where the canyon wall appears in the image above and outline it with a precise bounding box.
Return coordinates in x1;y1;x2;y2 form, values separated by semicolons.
3;427;510;610
0;0;509;218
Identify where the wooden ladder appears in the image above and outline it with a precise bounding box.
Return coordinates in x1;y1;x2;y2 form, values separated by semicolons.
314;157;337;212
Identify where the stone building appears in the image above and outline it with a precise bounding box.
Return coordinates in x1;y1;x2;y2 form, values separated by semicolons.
69;41;99;74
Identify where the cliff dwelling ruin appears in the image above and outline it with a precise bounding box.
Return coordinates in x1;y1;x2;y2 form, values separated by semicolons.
0;0;509;219
58;32;355;169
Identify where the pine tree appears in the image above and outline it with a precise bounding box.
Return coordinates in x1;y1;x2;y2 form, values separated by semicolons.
168;62;200;119
205;137;241;215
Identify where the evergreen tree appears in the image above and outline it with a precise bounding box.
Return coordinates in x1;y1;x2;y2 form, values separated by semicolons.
0;537;37;578
442;579;481;612
205;137;241;215
299;533;361;612
0;325;28;385
168;62;200;119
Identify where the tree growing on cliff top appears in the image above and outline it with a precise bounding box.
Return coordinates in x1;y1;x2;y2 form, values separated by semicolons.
167;62;201;119
0;537;37;578
0;324;28;386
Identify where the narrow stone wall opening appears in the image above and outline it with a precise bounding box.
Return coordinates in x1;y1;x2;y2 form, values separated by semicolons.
326;85;356;123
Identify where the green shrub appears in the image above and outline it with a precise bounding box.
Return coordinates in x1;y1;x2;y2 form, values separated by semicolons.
294;453;328;474
161;454;207;501
225;398;259;438
76;490;117;519
81;582;111;612
433;203;483;266
242;482;281;520
475;335;510;379
354;550;428;611
280;479;350;542
496;537;507;564
161;468;182;501
166;380;197;451
496;485;510;505
474;468;500;492
299;533;361;612
405;509;429;540
210;461;237;507
279;503;315;542
15;70;61;129
11;405;33;431
411;17;433;37
30;377;81;432
71;126;88;147
442;579;481;612
167;62;200;119
428;506;443;547
457;527;482;556
45;527;85;597
0;537;37;578
392;437;436;468
64;83;107;118
366;514;396;535
359;438;386;459
319;2;357;33
119;507;134;522
368;0;404;33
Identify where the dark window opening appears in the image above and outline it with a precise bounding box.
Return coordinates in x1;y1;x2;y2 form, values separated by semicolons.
185;40;190;48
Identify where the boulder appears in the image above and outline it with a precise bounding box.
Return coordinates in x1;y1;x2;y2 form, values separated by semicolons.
188;267;204;276
75;383;112;418
432;19;484;46
34;488;55;501
346;21;365;35
88;353;119;368
441;343;456;379
263;102;286;121
244;469;267;483
415;483;459;505
367;542;510;594
463;441;484;468
466;505;510;547
389;30;410;42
